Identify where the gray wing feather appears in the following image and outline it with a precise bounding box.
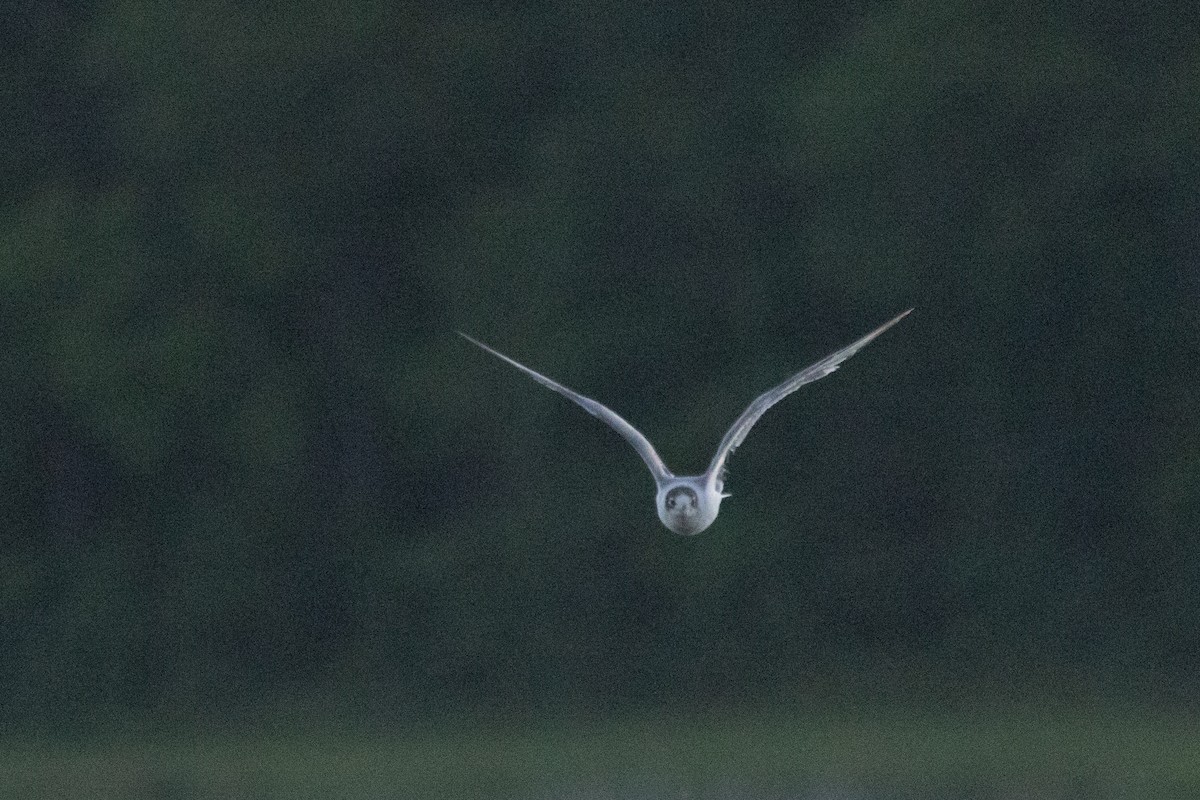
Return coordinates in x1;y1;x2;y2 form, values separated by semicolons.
705;309;912;485
459;333;672;482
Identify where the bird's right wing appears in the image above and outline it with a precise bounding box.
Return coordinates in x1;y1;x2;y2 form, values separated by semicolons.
459;333;672;483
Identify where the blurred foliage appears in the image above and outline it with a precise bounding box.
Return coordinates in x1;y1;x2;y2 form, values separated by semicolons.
3;0;1200;727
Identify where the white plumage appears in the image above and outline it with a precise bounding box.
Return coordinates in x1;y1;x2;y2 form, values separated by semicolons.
460;309;911;535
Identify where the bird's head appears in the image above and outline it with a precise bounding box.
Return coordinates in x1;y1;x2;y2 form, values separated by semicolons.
656;481;722;536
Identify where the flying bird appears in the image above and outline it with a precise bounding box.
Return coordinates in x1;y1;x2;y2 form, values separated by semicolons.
460;309;911;535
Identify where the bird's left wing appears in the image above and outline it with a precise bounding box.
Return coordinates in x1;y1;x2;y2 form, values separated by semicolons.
459;333;672;483
704;309;912;486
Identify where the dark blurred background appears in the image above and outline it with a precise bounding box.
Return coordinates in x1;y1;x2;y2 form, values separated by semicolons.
4;0;1200;749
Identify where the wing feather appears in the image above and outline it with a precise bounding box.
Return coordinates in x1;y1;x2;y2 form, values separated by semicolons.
705;309;912;486
459;333;672;482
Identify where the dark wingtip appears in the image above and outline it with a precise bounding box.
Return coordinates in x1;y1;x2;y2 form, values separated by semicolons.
457;331;487;350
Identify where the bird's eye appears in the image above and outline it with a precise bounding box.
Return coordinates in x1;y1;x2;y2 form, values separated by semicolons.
666;497;675;509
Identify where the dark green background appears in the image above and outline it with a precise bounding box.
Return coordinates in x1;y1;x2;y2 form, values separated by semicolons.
5;0;1200;735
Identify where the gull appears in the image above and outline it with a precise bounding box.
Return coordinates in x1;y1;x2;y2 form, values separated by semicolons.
460;309;911;536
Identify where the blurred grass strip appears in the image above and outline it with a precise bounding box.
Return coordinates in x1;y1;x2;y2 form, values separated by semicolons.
3;705;1199;799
